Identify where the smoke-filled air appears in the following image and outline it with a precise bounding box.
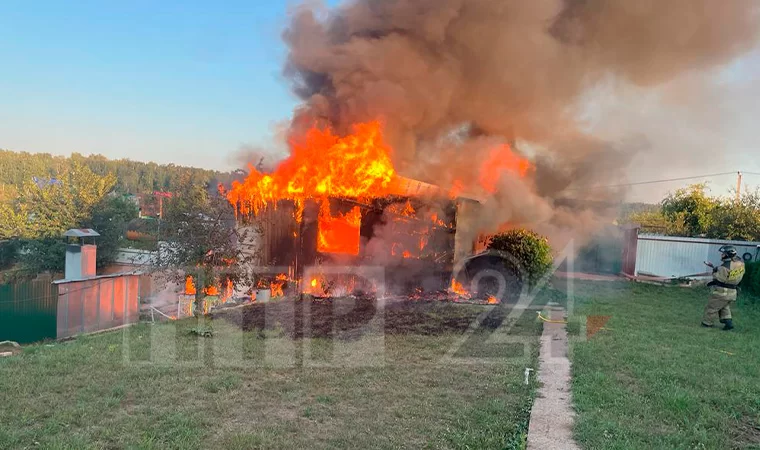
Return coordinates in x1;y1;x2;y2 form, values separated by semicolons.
248;0;760;247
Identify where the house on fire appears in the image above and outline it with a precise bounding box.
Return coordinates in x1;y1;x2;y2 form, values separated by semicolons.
236;175;494;297
224;121;525;299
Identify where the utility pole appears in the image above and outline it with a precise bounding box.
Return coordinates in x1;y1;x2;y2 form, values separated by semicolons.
736;171;743;203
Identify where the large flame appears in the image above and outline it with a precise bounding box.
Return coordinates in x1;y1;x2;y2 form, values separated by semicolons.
479;144;532;194
227;121;395;217
318;203;362;255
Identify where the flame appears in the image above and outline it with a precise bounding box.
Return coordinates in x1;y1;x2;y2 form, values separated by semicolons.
227;121;395;216
487;295;499;305
317;203;362;255
223;278;233;302
479;144;532;194
449;179;464;198
401;200;415;217
204;285;219;296
270;282;284;298
185;276;196;295
270;273;289;298
449;279;471;298
305;276;327;296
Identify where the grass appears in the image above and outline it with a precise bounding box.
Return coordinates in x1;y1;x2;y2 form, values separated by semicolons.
568;281;760;450
0;295;556;449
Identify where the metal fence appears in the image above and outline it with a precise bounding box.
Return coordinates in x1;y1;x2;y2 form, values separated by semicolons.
636;235;760;278
0;278;58;344
55;274;140;340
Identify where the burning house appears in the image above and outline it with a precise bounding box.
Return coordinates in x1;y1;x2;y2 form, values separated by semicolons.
225;121;516;301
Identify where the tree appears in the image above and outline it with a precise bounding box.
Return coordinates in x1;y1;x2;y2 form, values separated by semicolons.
83;195;139;268
660;184;718;237
625;209;669;234
153;176;256;315
16;238;67;274
0;149;236;195
0;162;116;240
0;164;137;276
707;190;760;241
13;195;138;276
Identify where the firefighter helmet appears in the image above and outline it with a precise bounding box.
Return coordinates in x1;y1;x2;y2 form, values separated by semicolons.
719;245;737;259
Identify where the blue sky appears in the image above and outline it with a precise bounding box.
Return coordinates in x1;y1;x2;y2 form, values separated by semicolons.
0;0;310;169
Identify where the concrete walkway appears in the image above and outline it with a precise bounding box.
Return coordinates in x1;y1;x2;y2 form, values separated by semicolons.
527;306;580;450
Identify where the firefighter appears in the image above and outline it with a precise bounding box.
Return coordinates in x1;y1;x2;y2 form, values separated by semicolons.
702;245;745;330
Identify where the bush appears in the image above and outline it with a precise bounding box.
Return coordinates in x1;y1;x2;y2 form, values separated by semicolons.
487;229;553;286
740;261;760;299
0;239;19;269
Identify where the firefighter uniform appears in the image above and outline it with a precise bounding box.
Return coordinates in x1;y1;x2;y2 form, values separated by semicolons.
702;253;745;329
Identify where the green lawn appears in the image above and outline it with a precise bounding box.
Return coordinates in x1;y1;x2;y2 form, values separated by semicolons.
569;282;760;450
0;297;552;450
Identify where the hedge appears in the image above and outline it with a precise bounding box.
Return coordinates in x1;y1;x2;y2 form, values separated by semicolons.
740;261;760;298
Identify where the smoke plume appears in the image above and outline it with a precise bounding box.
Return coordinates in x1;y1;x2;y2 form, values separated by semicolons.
282;0;760;243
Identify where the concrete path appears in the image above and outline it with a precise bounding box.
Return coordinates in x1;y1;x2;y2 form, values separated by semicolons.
527;306;580;450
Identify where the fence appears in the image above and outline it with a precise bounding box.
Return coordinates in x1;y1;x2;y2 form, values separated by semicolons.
635;235;760;278
54;273;140;340
0;278;59;344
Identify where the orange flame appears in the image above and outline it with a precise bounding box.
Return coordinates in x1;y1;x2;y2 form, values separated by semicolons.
450;279;471;298
185;276;196;295
227;121;395;217
204;285;219;296
223;278;233;302
270;273;288;298
449;179;464;199
479;144;532;194
487;295;499;305
270;282;284;298
317;203;362;255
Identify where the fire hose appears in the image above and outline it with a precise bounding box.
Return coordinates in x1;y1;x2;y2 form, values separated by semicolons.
536;312;615;332
536;312;567;324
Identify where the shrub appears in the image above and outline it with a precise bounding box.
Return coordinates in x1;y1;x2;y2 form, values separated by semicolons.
740;261;760;300
487;229;553;286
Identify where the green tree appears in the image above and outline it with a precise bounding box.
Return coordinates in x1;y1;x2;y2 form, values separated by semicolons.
707;190;760;241
83;195;139;268
0;162;116;240
626;209;669;234
660;183;718;237
154;177;256;315
0;149;235;195
17;238;67;274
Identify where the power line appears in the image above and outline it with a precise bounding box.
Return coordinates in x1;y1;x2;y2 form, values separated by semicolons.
566;171;738;191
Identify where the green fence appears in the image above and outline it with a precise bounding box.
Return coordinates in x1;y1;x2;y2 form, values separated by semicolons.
0;279;58;344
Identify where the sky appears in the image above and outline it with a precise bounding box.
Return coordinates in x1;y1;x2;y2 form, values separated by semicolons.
1;0;759;203
0;1;309;169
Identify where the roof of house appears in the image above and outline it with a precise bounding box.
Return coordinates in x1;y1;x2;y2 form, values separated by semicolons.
63;228;100;238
